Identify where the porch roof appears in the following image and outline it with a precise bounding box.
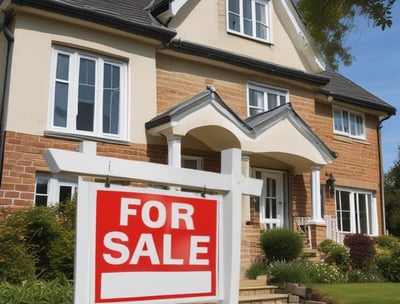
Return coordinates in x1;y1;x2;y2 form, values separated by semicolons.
146;86;337;172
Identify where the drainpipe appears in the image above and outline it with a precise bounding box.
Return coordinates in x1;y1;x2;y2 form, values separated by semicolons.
0;9;14;185
378;113;394;235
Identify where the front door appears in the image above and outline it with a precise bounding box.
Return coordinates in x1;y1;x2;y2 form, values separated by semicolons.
258;170;286;229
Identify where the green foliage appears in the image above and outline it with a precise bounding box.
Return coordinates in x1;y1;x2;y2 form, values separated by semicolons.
267;260;347;284
260;229;304;262
318;239;349;268
0;199;76;283
0;277;73;304
0;220;36;284
347;266;385;283
344;234;376;271
245;260;267;279
385;151;400;236
295;0;395;70
376;235;400;282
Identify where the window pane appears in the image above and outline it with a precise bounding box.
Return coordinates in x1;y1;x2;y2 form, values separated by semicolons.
35;196;48;207
343;111;349;133
77;58;95;131
267;93;278;110
356;115;364;136
35;177;48;207
228;0;240;31
358;194;368;234
59;185;73;203
333;110;342;132
54;82;68;127
56;54;69;80
279;95;286;106
243;0;253;36
103;64;120;134
249;89;264;107
255;2;267;39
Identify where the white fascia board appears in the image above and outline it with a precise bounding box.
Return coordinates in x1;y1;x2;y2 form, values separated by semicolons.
275;0;326;72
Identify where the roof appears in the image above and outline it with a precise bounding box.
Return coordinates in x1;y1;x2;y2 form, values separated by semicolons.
5;0;176;43
320;71;396;115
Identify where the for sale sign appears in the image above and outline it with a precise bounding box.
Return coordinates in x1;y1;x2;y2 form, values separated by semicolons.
94;188;219;303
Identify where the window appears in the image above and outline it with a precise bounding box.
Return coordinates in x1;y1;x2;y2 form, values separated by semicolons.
227;0;270;42
248;84;288;116
182;156;203;170
335;188;378;235
35;174;77;207
333;108;365;139
49;47;128;140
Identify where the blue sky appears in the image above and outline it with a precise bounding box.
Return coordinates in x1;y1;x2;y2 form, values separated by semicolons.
338;3;400;172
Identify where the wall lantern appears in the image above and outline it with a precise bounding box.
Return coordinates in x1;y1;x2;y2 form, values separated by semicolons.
326;173;336;193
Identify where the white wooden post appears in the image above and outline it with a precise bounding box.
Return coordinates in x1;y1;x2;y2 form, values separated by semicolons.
309;166;324;225
44;142;262;304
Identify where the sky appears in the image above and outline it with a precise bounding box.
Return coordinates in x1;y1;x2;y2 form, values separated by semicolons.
337;2;400;173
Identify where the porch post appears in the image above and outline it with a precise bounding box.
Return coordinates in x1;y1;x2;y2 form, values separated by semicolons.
167;135;181;167
309;166;324;225
241;154;251;223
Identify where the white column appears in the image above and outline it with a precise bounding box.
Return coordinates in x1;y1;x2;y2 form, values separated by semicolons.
167;135;181;167
309;166;325;225
241;155;251;223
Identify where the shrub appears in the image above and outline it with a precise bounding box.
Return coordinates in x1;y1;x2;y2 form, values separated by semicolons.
267;260;347;284
318;239;349;268
347;266;384;282
344;233;376;271
374;234;400;282
260;229;304;262
245;259;267;279
0;199;76;282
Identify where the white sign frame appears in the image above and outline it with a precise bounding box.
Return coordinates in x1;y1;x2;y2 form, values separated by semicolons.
44;141;263;304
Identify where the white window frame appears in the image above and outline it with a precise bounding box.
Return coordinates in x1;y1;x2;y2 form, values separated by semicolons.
48;46;129;141
335;187;378;236
333;107;365;140
227;0;271;43
182;155;203;170
35;174;78;206
247;83;289;116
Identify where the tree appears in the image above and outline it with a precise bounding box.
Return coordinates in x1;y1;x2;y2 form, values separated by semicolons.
384;145;400;236
295;0;396;70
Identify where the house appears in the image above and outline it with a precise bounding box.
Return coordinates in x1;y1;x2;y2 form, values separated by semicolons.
0;0;395;278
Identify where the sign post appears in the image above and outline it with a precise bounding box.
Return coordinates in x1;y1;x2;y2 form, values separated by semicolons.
44;141;262;303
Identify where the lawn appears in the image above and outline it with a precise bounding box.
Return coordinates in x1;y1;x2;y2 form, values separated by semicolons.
311;283;400;304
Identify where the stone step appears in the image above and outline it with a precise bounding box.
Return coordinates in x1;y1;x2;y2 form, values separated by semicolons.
239;285;278;296
238;293;289;304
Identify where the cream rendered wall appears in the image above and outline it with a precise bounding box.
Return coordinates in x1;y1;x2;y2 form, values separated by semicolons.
6;12;158;144
168;0;308;71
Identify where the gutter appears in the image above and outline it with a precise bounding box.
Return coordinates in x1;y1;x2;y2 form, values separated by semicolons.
0;8;14;185
166;39;330;87
378;112;396;234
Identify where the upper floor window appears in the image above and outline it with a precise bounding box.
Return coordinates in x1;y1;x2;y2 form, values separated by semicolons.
227;0;271;42
49;47;128;141
333;108;365;139
248;84;288;116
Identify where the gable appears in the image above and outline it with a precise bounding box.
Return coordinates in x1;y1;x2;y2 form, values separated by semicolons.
162;0;324;73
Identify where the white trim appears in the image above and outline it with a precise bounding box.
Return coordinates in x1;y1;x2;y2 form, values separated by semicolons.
226;0;272;43
47;46;129;142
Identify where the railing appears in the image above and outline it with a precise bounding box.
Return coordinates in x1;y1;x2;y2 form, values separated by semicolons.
324;215;344;244
295;217;312;249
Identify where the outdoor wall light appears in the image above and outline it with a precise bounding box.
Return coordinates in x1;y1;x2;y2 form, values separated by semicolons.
326;173;336;193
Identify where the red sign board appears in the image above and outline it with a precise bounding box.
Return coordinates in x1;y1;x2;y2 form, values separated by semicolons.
94;189;219;303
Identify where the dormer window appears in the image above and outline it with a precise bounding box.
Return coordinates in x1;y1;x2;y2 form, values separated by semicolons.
227;0;271;42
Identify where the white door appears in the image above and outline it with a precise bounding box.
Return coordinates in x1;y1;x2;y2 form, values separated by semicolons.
259;170;285;229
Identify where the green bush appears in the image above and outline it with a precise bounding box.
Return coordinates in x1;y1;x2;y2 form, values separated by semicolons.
347;267;384;283
0;199;76;283
0;277;73;304
260;229;304;262
267;260;347;284
344;234;376;271
318;239;349;268
245;259;267;279
374;235;400;282
0;222;36;284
